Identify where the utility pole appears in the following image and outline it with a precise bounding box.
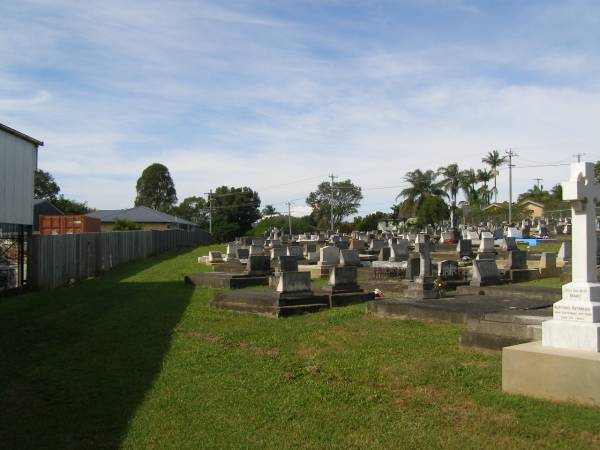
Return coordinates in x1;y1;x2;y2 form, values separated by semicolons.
533;178;543;188
329;174;337;232
574;153;586;162
505;149;517;225
204;189;213;234
286;201;292;236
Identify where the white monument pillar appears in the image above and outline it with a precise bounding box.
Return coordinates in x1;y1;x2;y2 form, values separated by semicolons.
542;162;600;351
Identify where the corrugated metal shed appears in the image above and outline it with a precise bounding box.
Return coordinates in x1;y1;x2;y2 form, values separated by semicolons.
0;124;43;225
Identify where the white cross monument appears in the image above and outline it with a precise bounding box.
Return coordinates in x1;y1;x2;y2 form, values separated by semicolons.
542;162;600;352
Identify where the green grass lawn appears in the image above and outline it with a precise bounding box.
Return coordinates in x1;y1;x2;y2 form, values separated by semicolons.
1;245;599;449
517;277;563;289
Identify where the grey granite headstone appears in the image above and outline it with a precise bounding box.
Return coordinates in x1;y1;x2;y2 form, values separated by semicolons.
247;255;271;276
470;259;502;287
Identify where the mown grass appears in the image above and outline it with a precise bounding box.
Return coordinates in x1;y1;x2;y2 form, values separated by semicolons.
1;245;599;449
517;277;563;289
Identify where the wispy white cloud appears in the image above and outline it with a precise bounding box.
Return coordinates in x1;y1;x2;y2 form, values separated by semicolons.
1;0;600;214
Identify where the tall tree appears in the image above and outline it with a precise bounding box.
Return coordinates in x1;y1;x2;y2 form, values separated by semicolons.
353;211;389;232
458;169;479;205
306;179;362;230
174;196;209;226
397;169;444;216
482;150;507;203
476;168;493;206
211;186;261;242
54;195;92;215
261;205;278;216
437;163;460;228
135;163;177;213
34;169;60;200
517;184;551;202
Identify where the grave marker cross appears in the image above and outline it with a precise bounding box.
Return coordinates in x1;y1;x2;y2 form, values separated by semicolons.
562;162;600;284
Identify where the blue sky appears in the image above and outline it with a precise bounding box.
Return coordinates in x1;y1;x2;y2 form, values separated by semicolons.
2;0;600;216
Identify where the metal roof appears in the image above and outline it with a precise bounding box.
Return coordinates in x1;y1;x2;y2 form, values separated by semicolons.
87;205;197;227
0;122;44;147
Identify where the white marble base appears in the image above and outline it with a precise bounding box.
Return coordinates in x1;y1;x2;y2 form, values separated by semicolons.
542;320;600;352
552;299;600;322
562;282;600;302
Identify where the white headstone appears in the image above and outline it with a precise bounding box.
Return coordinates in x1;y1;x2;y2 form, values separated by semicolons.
542;162;600;352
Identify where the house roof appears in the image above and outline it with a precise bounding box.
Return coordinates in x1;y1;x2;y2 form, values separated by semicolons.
519;199;545;208
87;206;197;227
0;122;44;147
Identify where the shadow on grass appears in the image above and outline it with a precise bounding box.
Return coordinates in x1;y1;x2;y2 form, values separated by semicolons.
0;252;194;449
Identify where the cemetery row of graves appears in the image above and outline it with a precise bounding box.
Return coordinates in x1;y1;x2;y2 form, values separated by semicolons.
190;218;570;349
186;162;600;409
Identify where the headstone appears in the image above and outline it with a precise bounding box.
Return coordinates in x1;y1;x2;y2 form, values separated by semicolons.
236;248;250;260
543;162;600;351
438;260;459;280
507;227;522;238
287;246;304;260
501;237;518;251
318;246;340;267
378;247;391;261
329;266;359;291
226;243;239;260
277;271;312;295
539;252;560;278
369;239;385;252
470;260;502;287
246;255;271;276
350;239;366;251
208;251;223;263
276;255;299;274
249;245;264;256
389;239;409;262
457;239;473;259
505;249;527;270
270;247;285;260
557;241;572;263
340;249;361;267
476;237;495;260
405;255;420;280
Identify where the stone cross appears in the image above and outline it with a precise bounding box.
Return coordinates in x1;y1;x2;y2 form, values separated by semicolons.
415;235;432;277
542;162;600;352
561;162;600;285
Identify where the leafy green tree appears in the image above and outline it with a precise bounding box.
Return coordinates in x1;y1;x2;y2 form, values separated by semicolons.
416;196;449;226
437;163;460;228
306;179;362;230
595;161;600;183
261;205;278;216
517;184;551;202
482;150;507;203
550;183;563;200
211;186;261;242
135;163;177;213
34;169;60;200
174;196;208;226
54;195;92;215
353;211;388;232
397;169;444;216
112;219;142;231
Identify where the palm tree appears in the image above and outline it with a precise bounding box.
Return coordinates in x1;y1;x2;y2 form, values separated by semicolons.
482;150;507;203
437;163;460;228
459;169;479;204
476;168;493;206
397;169;444;216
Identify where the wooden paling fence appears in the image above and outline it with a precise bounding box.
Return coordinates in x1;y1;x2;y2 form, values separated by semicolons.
29;229;212;289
